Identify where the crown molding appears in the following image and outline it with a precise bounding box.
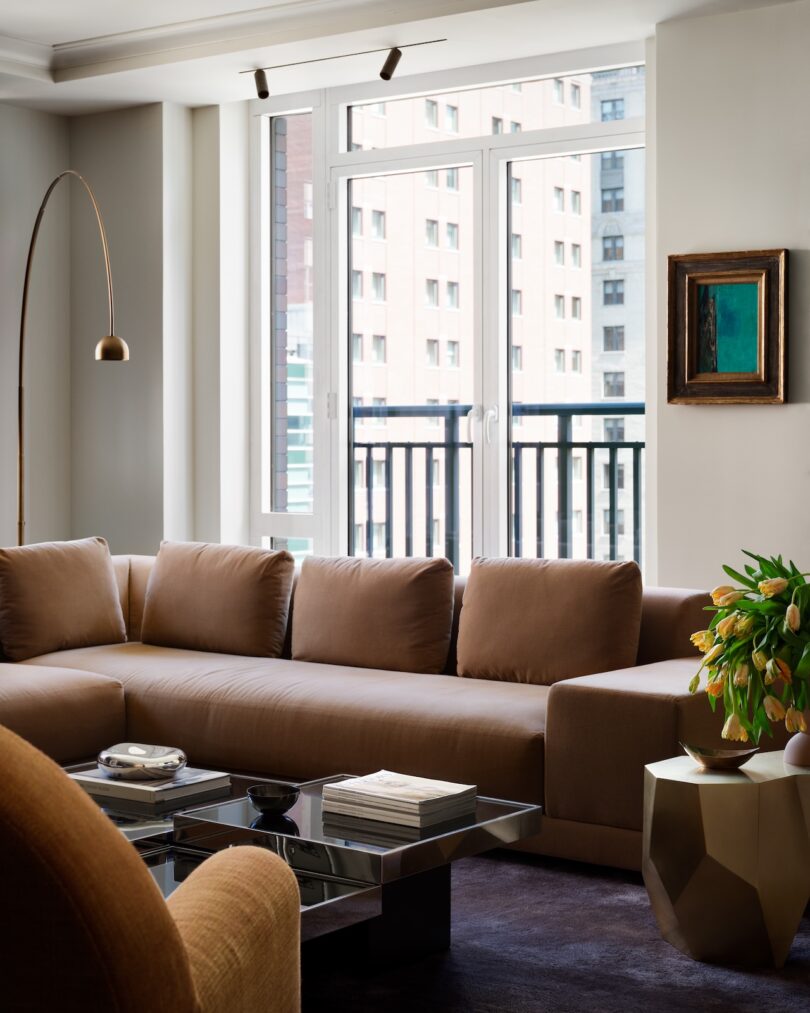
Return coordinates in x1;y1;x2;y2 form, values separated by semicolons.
0;34;52;81
50;0;522;81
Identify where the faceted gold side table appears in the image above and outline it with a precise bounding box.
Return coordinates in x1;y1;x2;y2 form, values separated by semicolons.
642;752;810;967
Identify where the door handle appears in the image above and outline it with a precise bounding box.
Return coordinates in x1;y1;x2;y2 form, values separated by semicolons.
464;405;482;443
484;404;499;445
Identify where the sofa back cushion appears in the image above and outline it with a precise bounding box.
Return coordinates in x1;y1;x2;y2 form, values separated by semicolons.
0;537;127;662
291;555;455;673
456;556;643;685
141;541;294;657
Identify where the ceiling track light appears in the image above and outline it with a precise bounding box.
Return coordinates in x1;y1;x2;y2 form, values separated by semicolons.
380;47;402;81
241;37;445;92
254;68;269;100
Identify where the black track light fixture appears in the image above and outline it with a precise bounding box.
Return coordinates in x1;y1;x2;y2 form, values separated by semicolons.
380;47;402;81
254;68;269;100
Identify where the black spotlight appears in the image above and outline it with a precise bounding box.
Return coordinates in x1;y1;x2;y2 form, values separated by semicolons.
254;69;269;99
380;47;402;81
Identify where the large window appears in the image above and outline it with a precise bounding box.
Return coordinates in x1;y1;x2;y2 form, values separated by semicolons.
254;58;645;569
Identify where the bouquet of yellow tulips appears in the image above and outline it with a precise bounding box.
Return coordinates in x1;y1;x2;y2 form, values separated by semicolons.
690;551;809;744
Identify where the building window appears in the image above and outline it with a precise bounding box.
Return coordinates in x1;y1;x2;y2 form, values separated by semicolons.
425;169;439;188
425;278;439;307
603;325;625;351
352;332;363;362
427;397;440;426
601;150;624;171
446;168;459;190
603;235;624;260
511;289;523;316
571;296;582;320
511;177;522;204
446;222;459;249
351;270;363;299
603;280;625;305
447;281;460;309
372;272;386;302
603;463;626;490
554;240;565;265
354;461;364;488
554;348;565;372
571;190;582;214
353;396;363;408
425;219;439;247
603;371;625;397
604;418;625;442
432;459;441;486
572;456;583;480
604;509;626;536
372;396;387;408
425;99;439;128
571;349;582;372
371;210;386;239
570;82;581;108
571;243;582;267
510;121;522;133
370;103;386;116
303;182;313;219
511;233;522;259
602;187;624;212
372;460;387;487
426;339;439;366
447;340;460;368
512;345;523;371
351;206;363;236
492;116;503;134
445;104;459;132
573;509;583;534
553;186;564;212
372;522;386;554
372;334;386;363
554;294;565;318
601;98;625;122
512;82;523;92
553;78;564;104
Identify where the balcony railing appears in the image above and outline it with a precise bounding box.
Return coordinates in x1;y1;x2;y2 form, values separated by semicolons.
351;402;645;570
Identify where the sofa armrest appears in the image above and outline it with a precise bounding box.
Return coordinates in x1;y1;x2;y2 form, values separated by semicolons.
544;660;728;833
637;587;711;665
167;846;300;1013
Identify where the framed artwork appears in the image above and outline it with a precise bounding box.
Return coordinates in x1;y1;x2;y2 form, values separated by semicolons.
667;249;787;404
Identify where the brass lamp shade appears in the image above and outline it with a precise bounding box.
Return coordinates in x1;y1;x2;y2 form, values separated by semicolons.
95;334;130;362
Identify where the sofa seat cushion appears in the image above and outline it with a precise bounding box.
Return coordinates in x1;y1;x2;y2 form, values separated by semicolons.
24;644;548;804
0;664;125;764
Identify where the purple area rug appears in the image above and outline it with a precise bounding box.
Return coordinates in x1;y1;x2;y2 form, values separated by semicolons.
303;851;810;1012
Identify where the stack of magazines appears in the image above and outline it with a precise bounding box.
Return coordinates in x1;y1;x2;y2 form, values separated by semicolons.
322;770;477;829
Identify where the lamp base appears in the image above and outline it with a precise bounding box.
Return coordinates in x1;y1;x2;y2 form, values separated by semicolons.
784;731;810;767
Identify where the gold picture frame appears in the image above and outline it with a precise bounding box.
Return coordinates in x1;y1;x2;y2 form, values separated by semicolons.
667;249;787;404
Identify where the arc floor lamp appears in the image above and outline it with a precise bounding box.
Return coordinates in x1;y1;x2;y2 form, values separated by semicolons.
17;170;129;546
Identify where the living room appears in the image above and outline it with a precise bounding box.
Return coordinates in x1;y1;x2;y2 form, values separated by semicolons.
0;1;808;1010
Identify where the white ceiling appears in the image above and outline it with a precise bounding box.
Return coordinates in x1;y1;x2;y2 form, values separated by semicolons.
0;0;800;114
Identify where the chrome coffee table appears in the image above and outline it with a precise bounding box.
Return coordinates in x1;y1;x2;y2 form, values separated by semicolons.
171;774;542;959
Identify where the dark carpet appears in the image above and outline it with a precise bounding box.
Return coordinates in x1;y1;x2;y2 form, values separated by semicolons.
302;851;810;1013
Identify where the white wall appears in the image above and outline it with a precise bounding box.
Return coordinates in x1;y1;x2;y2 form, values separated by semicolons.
0;105;70;547
70;104;165;554
654;0;810;589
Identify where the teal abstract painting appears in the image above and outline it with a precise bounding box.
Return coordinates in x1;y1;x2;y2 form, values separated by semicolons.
697;281;759;374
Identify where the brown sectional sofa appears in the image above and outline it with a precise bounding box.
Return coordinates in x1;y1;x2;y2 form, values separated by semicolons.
0;552;783;871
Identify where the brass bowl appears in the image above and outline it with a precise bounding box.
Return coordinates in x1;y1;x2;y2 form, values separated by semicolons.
680;742;758;771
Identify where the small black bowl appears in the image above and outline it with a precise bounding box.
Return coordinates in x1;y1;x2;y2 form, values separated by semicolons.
247;781;300;815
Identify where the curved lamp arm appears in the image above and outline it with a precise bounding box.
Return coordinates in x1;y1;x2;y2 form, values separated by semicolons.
17;170;128;547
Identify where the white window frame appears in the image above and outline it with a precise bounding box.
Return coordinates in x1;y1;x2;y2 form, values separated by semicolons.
248;42;645;559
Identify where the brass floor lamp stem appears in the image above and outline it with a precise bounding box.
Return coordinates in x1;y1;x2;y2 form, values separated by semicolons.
17;170;117;547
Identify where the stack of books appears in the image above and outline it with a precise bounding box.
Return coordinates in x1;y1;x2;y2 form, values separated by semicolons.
69;766;231;808
322;770;477;830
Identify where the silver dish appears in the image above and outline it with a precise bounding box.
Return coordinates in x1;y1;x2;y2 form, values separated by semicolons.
98;743;187;781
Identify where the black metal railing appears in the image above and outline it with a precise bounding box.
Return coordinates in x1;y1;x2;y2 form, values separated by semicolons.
351;402;644;570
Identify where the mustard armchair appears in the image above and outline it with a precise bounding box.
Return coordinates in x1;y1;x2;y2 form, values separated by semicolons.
0;724;301;1012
